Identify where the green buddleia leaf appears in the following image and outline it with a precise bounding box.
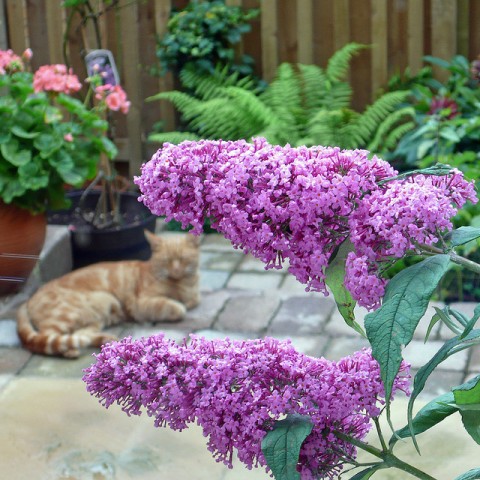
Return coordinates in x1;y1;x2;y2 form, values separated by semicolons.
0;139;32;166
390;391;457;448
407;331;480;450
453;375;480;444
350;466;383;479
454;468;480;480
378;163;454;185
261;414;313;480
365;255;451;423
450;226;480;247
325;239;364;336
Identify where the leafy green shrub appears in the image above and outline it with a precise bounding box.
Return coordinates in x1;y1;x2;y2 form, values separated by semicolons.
155;0;259;77
148;43;414;151
388;54;480;169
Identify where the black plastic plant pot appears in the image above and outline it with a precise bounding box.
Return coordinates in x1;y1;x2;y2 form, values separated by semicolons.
47;190;157;269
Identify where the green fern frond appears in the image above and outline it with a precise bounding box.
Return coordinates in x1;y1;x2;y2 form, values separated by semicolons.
296;64;328;113
223;86;273;127
352;90;410;145
326;82;353;110
260;63;305;126
148;132;201;144
146;91;203;122
187;95;262;140
180;64;258;101
326;43;367;82
367;106;415;152
305;108;361;148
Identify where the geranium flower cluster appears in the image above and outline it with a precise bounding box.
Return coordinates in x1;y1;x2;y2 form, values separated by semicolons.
94;84;131;114
33;64;82;95
0;48;30;74
135;139;476;309
83;335;410;479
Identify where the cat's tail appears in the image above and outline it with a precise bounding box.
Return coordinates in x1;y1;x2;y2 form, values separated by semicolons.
16;303;91;358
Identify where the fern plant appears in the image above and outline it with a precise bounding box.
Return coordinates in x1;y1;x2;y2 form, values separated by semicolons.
147;43;415;152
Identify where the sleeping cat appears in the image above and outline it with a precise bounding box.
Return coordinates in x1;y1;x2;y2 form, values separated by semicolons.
16;231;200;358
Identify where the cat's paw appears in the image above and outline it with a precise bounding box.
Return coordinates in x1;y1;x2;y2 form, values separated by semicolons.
91;333;119;347
163;300;187;322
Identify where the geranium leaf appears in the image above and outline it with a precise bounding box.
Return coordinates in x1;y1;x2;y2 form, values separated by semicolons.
325;239;364;336
1;139;31;166
261;414;313;480
365;255;450;423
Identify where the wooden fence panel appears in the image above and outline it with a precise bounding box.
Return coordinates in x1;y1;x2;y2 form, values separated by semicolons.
1;0;480;173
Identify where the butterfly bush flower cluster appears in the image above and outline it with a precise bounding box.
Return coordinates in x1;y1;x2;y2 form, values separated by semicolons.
83;334;410;479
135;139;476;309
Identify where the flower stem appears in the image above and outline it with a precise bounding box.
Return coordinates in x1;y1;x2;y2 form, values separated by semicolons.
334;431;437;480
419;244;480;276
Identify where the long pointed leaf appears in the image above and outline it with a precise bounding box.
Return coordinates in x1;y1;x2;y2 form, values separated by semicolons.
453;375;480;444
390;391;457;448
325;240;364;336
349;465;384;479
407;330;480;449
365;255;450;416
454;468;480;480
450;226;480;247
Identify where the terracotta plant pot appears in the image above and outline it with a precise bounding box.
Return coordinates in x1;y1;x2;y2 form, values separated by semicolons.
0;202;47;295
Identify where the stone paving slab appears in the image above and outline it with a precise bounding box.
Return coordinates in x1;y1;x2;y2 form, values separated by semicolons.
215;293;281;334
267;296;335;335
226;271;285;291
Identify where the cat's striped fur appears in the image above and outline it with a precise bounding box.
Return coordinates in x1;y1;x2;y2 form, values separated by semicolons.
17;231;200;358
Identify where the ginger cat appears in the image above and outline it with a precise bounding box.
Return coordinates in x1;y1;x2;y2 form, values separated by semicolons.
17;231;200;358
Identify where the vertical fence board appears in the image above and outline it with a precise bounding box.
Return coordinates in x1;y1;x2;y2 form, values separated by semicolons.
278;0;296;64
45;2;64;63
0;0;8;50
430;0;457;80
313;0;334;67
407;0;424;74
457;0;469;58
296;0;313;64
154;0;175;132
118;0;143;176
5;0;28;53
371;0;388;97
26;0;49;67
469;0;480;59
349;0;371;111
261;0;278;81
333;0;350;51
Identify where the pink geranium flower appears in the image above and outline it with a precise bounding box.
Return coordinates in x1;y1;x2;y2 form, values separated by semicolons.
33;64;82;95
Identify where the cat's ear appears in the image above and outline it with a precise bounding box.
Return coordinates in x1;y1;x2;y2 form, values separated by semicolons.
144;229;161;247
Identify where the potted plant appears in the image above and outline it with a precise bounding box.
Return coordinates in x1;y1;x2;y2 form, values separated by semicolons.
0;48;115;293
